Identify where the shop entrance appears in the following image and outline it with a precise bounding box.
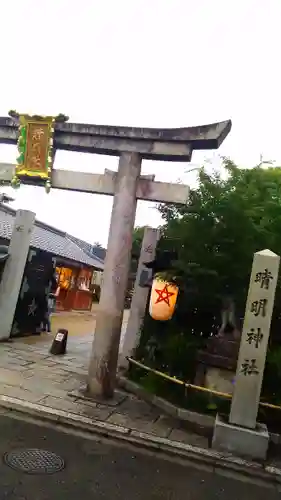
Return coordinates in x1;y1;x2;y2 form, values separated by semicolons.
55;264;95;312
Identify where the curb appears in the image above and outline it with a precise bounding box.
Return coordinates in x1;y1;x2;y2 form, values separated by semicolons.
118;376;281;446
118;376;215;434
0;395;281;486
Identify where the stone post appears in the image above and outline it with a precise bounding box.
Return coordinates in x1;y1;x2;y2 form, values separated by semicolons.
0;209;35;341
229;249;280;429
118;226;160;369
212;249;280;459
87;152;142;398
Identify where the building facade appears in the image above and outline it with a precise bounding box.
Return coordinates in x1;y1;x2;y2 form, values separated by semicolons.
0;204;104;314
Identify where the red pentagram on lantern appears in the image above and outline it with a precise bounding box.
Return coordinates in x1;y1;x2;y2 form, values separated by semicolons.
155;284;175;306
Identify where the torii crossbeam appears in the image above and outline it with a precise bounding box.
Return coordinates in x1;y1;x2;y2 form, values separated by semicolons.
0;117;231;159
0;164;190;204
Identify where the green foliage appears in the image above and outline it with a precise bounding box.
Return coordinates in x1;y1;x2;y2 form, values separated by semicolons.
125;226;146;306
135;293;206;383
131;226;145;273
132;160;281;418
263;346;281;404
132;226;145;254
158;160;281;311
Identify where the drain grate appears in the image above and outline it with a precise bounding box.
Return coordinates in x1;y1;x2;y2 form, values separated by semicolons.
3;448;65;474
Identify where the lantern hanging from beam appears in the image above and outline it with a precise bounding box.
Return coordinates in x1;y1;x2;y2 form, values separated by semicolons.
8;110;68;193
149;278;179;321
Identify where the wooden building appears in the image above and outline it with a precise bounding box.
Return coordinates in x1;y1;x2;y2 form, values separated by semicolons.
0;204;104;312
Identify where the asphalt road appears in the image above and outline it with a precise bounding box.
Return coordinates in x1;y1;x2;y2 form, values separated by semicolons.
0;413;279;500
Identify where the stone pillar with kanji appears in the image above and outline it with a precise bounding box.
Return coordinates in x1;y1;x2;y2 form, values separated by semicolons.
212;249;280;460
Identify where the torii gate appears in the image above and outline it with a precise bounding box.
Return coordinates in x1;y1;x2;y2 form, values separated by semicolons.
0;113;231;399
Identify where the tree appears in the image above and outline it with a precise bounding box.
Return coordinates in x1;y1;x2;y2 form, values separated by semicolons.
135;160;281;381
159;160;281;313
131;226;145;257
124;226;146;307
130;226;145;273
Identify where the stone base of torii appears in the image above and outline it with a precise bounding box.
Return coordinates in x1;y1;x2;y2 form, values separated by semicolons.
0;116;231;399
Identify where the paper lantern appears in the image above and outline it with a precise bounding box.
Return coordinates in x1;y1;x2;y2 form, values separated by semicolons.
149;278;179;321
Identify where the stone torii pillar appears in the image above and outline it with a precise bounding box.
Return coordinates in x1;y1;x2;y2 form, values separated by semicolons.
0;116;231;398
87;151;142;397
0;209;35;341
118;226;160;369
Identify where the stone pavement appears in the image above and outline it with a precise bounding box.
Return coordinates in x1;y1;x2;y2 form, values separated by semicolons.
51;307;129;354
0;334;208;448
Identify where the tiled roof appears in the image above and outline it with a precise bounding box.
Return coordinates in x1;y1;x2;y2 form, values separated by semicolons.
0;205;104;270
67;234;106;264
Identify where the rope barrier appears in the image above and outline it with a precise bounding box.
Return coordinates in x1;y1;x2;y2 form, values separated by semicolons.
127;356;281;411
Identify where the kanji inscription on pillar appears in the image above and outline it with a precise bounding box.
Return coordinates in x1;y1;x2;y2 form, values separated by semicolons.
229;250;280;429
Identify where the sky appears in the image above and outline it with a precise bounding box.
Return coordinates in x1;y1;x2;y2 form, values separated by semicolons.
0;0;281;247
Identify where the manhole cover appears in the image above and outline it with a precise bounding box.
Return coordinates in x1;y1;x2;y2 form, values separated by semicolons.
3;448;65;474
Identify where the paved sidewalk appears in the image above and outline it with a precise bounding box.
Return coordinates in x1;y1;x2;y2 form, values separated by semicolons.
0;336;208;448
51;307;129;352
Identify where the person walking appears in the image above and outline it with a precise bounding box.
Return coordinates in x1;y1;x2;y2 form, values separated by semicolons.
42;275;60;333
